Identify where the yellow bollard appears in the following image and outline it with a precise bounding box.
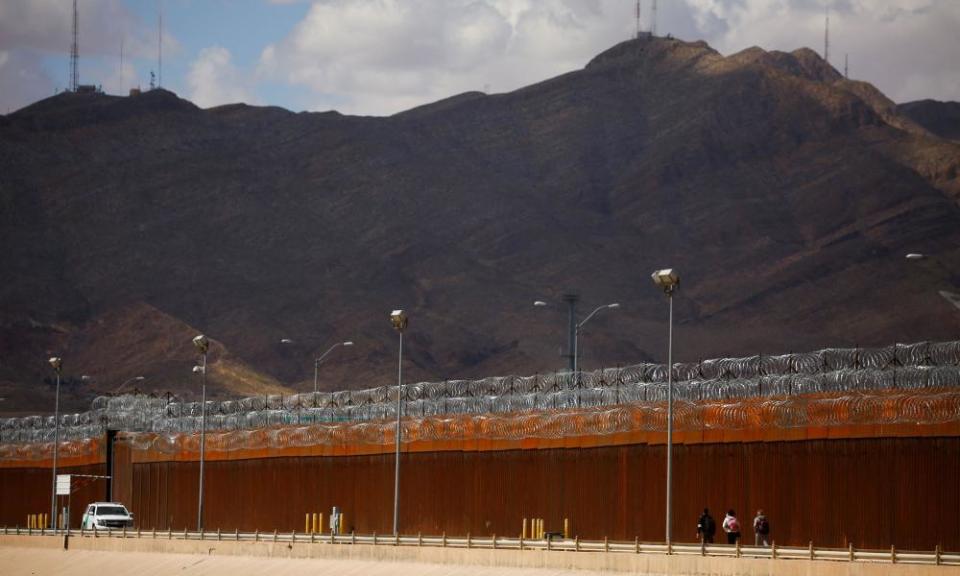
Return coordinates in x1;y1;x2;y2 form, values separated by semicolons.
537;518;543;539
305;513;310;534
312;513;319;534
28;515;32;529
318;513;324;535
43;513;48;529
522;518;528;539
564;518;569;539
338;513;345;535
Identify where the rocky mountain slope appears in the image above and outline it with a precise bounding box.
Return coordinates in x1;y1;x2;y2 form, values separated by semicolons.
2;36;959;414
898;99;960;141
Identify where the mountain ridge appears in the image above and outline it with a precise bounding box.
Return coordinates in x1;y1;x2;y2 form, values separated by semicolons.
2;36;959;414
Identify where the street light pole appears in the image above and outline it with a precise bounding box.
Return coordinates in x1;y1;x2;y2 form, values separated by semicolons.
192;334;209;532
48;356;63;532
312;341;354;394
651;268;679;546
574;303;621;375
390;310;408;536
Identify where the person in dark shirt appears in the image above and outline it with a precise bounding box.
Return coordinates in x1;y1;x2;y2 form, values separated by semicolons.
697;508;716;543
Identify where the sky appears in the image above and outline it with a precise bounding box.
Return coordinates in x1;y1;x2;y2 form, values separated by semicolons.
0;0;958;116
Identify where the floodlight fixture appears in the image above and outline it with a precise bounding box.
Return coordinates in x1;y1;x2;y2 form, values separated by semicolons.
48;357;63;373
651;268;679;294
192;334;209;353
905;253;925;260
390;310;408;332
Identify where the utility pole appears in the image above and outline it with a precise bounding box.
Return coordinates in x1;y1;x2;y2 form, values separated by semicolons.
70;0;78;91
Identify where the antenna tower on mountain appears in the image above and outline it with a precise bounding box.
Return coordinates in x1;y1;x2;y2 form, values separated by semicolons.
635;0;642;39
844;53;848;79
157;1;163;88
823;5;830;64
70;0;79;91
650;0;658;36
119;38;124;93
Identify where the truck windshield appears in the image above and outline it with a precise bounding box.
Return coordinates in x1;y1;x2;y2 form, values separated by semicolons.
97;506;128;516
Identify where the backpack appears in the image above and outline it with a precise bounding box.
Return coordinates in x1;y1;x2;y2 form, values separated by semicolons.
757;517;769;535
727;517;740;533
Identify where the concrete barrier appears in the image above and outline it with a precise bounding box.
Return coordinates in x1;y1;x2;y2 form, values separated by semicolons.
0;534;953;576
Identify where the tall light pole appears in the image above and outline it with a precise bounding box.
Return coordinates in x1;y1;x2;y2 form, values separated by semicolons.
574;303;621;375
651;268;679;545
113;376;145;395
389;309;408;536
48;356;63;532
313;341;354;394
534;297;620;374
192;334;209;532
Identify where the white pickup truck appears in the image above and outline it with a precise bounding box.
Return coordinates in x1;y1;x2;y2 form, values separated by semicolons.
81;502;134;530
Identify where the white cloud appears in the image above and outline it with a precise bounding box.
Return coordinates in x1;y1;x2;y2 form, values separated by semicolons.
187;45;256;108
257;0;630;115
256;0;960;115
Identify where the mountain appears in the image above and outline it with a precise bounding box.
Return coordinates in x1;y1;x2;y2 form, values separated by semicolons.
898;99;960;141
2;36;959;414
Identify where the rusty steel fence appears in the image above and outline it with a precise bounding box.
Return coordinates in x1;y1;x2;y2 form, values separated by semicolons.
2;341;960;451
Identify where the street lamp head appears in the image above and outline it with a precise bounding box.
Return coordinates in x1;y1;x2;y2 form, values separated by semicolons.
651;269;680;294
533;301;548;307
192;334;209;353
342;341;354;347
905;253;925;260
390;310;408;332
279;338;295;345
48;356;62;373
192;365;205;374
608;303;621;309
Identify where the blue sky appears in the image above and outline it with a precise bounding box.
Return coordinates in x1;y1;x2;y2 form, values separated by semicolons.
1;0;959;115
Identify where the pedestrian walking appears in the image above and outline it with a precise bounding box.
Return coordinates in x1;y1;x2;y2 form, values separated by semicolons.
722;509;741;545
696;508;716;543
753;509;770;546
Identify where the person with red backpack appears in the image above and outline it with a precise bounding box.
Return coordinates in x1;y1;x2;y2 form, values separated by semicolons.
753;509;770;546
722;509;741;544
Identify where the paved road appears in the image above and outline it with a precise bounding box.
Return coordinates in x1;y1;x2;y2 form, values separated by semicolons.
1;546;605;576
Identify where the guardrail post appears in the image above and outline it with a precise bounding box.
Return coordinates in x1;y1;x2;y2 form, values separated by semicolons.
701;538;706;556
668;539;672;555
936;544;942;565
137;527;141;539
848;543;854;562
273;529;278;543
255;529;259;542
168;527;172;540
735;539;740;558
576;536;580;552
546;535;550;551
519;533;524;551
442;532;446;548
634;536;639;554
418;532;422;547
107;527;112;539
891;545;896;564
199;527;204;541
772;541;777;559
152;527;157;539
92;525;97;538
235;528;239;541
373;531;377;545
311;530;315;544
332;530;335;544
123;526;126;538
809;541;814;560
604;537;608;553
218;528;222;542
291;530;295;544
492;534;497;549
351;531;356;545
467;532;472;549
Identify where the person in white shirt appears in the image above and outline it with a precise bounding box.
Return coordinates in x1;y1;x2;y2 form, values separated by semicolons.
722;509;741;544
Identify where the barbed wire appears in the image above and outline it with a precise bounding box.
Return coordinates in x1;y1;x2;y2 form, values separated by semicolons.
2;340;959;446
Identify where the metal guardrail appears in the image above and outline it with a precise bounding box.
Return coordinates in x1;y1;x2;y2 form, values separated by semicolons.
3;526;958;567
